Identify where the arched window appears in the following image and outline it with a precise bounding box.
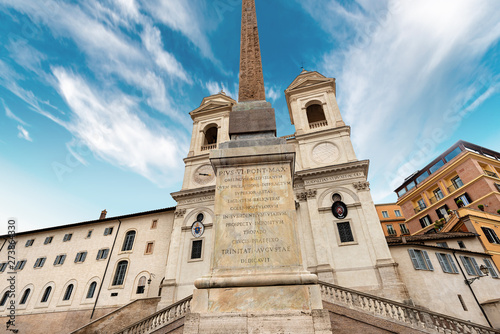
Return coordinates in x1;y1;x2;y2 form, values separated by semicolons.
41;286;52;303
306;103;327;128
20;289;31;305
0;291;9;306
112;261;128;286
86;282;97;299
136;276;147;294
63;284;74;301
122;231;136;251
204;126;218;145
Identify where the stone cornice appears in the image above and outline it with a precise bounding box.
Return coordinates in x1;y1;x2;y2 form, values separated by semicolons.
295;160;370;182
293;126;351;141
171;186;216;202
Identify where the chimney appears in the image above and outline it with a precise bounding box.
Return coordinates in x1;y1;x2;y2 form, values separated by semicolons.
100;210;107;220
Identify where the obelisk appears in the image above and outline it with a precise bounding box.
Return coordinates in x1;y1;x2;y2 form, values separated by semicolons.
184;2;333;333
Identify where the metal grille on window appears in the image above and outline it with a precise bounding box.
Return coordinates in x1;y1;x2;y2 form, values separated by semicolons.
337;222;354;243
191;240;203;259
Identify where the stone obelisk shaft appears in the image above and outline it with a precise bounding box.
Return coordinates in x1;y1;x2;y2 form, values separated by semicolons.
238;0;266;102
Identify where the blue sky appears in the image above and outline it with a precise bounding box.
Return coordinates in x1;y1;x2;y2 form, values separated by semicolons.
1;0;500;233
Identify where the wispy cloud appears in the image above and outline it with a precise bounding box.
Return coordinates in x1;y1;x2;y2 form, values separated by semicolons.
5;38;46;75
17;125;32;141
204;80;238;101
300;0;500;201
266;85;281;103
52;68;188;187
2;99;28;125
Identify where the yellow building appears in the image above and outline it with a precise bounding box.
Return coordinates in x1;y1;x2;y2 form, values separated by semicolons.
375;203;409;236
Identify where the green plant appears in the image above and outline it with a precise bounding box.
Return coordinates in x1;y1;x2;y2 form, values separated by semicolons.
457;199;464;207
497;209;500;215
447;209;452;214
478;204;484;210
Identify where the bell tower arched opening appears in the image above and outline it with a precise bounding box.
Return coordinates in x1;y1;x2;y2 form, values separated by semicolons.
306;103;328;129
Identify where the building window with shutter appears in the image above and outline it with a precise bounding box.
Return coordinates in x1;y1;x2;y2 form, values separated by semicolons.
436;253;459;274
34;257;46;268
481;227;500;244
382;211;389;218
96;249;109;260
63;233;72;242
408;249;434;271
460;256;484;276
44;236;53;245
104;227;113;236
386;225;396;236
54;254;66;266
419;215;432;228
75;251;87;263
483;259;499;278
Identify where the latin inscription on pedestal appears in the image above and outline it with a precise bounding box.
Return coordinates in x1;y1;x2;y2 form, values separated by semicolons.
213;162;301;273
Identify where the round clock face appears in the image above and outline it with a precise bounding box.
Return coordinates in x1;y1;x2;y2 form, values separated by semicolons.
191;221;205;238
312;142;339;164
194;165;215;185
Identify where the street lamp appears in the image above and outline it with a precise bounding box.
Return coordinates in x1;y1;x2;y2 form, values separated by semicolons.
465;265;489;285
148;273;155;285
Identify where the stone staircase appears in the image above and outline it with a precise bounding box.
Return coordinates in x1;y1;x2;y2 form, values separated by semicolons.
113;282;499;334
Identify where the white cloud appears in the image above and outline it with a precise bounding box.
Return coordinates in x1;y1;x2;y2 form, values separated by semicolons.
3;99;28;125
266;85;281;103
5;38;46;75
17;125;32;141
52;68;188;187
204;80;238;101
302;0;500;202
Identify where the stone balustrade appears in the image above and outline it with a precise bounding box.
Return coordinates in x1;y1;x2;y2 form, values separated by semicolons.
115;296;192;334
319;281;499;334
309;120;328;129
201;143;217;151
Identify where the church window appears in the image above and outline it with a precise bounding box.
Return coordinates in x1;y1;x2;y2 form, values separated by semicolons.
0;291;10;306
63;284;74;301
436;253;458;274
136;276;146;294
41;286;52;303
20;289;31;305
34;257;46;268
122;231;136;251
306;103;327;129
54;254;66;265
191;240;203;260
481;227;500;244
408;249;434;271
202;125;218;151
97;248;109;260
87;282;97;299
112;261;128;286
75;251;87;263
44;236;53;244
337;222;354;243
382;211;389;218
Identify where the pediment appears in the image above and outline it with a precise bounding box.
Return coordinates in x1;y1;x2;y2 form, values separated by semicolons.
286;71;332;92
191;94;237;115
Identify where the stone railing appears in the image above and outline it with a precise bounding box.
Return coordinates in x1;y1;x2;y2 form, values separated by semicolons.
309;120;328;129
484;170;499;179
115;296;192;334
319;281;499;334
280;134;296;140
201;143;217;151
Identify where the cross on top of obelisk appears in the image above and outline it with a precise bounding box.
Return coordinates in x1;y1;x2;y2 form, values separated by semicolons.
238;0;266;102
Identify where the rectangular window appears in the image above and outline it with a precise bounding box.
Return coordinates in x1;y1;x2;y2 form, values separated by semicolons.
416;171;430;184
436;205;449;219
34;257;47;268
397;188;407;197
386;225;396;236
87;230;93;238
457;241;466;249
460;256;483;276
44;236;53;245
407;182;416;191
496;183;500;192
484;259;499;278
96;249;109;260
104;227;113;236
452;176;464;189
437;242;449;248
382;211;389;218
417;199;427;210
54;255;66;265
481;227;500;244
455;193;472;206
191;240;203;260
74;251;87;263
408;249;434;271
63;234;72;242
433;188;444;201
419;215;432;228
14;260;27;271
436;253;458;274
0;263;7;272
145;242;154;254
337;222;355;243
394;210;402;217
429;160;445;174
151;220;158;229
444;146;462;163
25;239;34;247
399;224;410;235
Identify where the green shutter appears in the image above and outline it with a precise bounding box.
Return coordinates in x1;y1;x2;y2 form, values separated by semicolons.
408;249;421;270
460;256;474;275
447;254;459;274
436;253;448;273
422;251;434;271
484;259;498;278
